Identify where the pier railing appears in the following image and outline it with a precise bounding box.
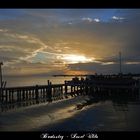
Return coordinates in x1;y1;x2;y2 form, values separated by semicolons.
0;77;140;109
0;80;89;105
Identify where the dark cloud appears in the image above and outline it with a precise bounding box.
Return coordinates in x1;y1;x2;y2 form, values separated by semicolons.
68;62;140;74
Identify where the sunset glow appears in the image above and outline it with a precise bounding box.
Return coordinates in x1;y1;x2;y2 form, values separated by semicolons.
0;9;140;76
62;55;94;64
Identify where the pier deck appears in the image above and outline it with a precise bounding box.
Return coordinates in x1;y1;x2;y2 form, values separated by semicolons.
0;75;140;112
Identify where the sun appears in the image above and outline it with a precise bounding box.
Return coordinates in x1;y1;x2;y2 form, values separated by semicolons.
62;54;94;64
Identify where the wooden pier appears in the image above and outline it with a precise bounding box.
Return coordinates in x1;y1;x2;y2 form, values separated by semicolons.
0;75;140;111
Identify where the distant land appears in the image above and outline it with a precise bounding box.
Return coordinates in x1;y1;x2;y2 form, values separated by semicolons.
53;73;140;77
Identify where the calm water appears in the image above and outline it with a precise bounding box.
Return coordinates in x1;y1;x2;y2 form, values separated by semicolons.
38;92;140;131
0;92;140;131
3;76;76;87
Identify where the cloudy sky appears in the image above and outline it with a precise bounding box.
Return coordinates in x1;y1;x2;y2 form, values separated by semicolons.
0;9;140;76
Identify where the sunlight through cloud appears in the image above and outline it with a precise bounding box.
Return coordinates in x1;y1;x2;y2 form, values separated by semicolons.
61;54;94;64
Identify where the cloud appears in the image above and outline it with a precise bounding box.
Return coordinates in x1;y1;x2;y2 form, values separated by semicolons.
67;61;140;74
125;62;140;64
82;17;93;22
82;17;100;23
0;29;54;64
94;18;100;22
0;9;140;76
112;16;124;20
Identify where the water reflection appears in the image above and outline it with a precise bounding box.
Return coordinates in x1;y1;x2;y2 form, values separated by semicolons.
0;100;44;112
42;91;140;131
0;90;140;131
76;91;140;112
0;89;140;113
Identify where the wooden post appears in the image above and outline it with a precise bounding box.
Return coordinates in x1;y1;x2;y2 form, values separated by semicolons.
48;81;52;102
74;86;76;94
64;81;68;98
77;86;80;95
29;89;31;100
42;88;44;98
85;84;88;95
8;90;10;103
51;87;54;100
58;87;60;99
60;86;63;99
32;89;34;99
18;90;21;101
11;90;14;103
17;90;19;102
45;88;47;99
5;89;8;102
9;90;11;103
1;88;4;102
47;80;50;86
77;86;79;95
26;90;28;100
71;86;73;93
22;90;24;100
41;89;43;99
35;85;39;103
43;88;46;99
80;83;83;95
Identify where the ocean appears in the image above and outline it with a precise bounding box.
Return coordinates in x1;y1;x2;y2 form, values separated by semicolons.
1;94;140;131
3;76;76;87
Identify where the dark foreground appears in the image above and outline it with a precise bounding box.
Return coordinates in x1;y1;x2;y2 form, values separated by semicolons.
0;91;140;131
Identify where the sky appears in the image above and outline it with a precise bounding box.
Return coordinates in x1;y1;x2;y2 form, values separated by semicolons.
0;9;140;76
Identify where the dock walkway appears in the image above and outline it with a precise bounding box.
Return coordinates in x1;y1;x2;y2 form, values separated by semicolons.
0;75;139;112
